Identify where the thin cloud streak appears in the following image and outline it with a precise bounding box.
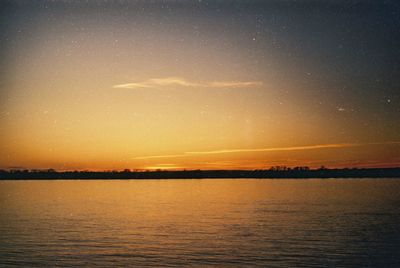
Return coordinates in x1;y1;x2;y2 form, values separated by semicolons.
186;143;354;155
113;77;263;89
131;141;400;160
113;83;153;89
208;81;263;88
131;154;186;160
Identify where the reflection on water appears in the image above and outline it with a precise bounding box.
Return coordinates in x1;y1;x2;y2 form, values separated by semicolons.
0;179;399;267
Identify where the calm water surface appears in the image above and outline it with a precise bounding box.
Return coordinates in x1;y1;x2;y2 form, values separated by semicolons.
1;179;400;267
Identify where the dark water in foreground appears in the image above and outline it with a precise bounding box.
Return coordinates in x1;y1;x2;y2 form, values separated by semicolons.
0;179;399;267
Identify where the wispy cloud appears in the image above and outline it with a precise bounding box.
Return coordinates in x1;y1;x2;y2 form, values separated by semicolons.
131;154;186;160
208;81;263;88
113;77;262;89
186;143;353;155
131;141;400;160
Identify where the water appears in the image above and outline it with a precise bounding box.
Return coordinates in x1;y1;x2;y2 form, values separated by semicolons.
1;179;399;267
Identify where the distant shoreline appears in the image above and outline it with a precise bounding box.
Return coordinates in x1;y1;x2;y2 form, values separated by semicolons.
1;168;399;180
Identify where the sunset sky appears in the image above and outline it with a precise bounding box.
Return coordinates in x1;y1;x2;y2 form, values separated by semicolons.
1;0;399;170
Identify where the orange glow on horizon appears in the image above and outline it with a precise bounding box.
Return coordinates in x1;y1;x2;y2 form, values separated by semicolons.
1;2;399;171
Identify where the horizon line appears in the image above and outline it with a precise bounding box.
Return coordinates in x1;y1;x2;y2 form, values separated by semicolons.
2;166;400;172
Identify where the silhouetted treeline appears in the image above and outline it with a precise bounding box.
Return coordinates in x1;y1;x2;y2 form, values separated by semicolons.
0;167;399;179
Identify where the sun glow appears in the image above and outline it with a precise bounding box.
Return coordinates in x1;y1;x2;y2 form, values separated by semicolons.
1;1;399;171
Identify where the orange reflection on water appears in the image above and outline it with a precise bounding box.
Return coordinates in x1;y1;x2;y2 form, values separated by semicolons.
1;179;400;267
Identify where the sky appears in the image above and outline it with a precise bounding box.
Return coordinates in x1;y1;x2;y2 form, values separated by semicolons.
0;0;399;171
